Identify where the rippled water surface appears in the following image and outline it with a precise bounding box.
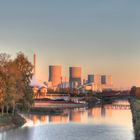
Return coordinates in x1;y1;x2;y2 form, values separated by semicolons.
0;100;134;140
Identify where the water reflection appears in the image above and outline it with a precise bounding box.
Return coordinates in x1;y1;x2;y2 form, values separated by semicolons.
23;100;132;129
0;100;134;140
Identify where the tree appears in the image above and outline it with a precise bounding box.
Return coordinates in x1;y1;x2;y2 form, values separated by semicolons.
0;52;34;115
130;86;137;97
13;52;34;112
0;72;6;115
6;61;22;115
0;53;11;115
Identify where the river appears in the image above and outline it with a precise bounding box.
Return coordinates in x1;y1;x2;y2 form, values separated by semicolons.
0;100;134;140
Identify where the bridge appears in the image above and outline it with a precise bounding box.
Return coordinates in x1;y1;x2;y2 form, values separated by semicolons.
102;92;130;97
104;104;130;110
97;91;131;101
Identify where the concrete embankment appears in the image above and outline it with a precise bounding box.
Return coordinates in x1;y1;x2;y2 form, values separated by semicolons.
130;98;140;140
34;103;87;108
30;107;64;115
0;114;26;132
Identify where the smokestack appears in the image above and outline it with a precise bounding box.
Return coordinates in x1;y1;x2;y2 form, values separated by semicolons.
33;53;36;75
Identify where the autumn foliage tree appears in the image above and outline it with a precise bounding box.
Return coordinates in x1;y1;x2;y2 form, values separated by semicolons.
14;52;33;112
0;53;10;115
0;52;33;115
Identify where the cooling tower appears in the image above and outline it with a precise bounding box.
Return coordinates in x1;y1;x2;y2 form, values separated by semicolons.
69;67;82;88
49;65;62;87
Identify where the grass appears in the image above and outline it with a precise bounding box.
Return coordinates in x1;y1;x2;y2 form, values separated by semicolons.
0;114;12;124
0;114;26;131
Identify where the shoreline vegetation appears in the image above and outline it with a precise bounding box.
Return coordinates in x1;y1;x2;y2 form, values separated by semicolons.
0;52;33;132
0;114;26;132
130;86;140;140
130;98;140;140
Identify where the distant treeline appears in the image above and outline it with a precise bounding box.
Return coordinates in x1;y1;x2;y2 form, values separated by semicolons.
0;52;33;115
130;86;140;98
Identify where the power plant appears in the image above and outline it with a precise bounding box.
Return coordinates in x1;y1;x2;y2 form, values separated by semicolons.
49;65;62;87
69;67;82;88
86;74;113;92
31;54;113;94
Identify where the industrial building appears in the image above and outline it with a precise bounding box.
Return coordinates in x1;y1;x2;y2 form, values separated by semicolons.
101;75;106;85
87;74;101;85
106;75;113;86
49;65;62;87
87;75;94;83
31;52;113;95
85;74;113;92
69;67;82;88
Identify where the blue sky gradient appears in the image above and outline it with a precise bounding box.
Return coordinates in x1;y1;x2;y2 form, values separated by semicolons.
0;0;140;88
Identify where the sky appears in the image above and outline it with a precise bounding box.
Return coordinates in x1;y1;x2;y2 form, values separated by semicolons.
0;0;140;89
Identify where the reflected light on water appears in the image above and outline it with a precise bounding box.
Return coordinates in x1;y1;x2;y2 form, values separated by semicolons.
23;100;133;129
0;100;134;140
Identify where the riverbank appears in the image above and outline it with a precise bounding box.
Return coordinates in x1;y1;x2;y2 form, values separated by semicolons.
130;98;140;140
34;100;88;108
0;114;26;132
30;107;64;115
3;100;133;140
